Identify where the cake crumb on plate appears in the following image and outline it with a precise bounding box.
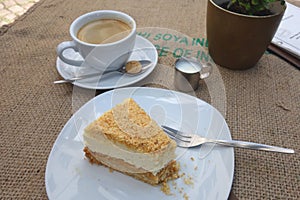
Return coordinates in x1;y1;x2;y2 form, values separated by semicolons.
161;181;172;195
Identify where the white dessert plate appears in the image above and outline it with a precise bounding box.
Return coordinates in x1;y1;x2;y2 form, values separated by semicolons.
56;35;158;90
45;87;234;200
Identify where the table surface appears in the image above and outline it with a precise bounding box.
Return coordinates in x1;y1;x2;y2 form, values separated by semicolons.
0;0;299;199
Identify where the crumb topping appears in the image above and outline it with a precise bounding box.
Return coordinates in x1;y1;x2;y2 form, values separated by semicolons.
84;98;172;153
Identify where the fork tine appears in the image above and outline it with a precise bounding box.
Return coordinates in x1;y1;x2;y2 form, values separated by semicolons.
163;128;192;148
161;126;192;138
162;126;191;143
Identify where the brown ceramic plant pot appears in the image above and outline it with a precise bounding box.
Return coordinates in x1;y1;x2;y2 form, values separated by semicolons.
206;0;286;70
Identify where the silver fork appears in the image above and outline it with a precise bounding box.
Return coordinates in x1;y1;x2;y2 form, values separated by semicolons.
162;125;295;154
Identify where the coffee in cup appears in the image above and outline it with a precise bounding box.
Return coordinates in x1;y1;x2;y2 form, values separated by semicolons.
56;10;136;71
77;19;131;44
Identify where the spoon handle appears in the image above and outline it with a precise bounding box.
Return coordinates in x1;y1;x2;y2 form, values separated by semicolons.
53;71;119;84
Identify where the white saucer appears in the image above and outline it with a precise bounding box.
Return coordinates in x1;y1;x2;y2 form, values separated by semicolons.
56;35;158;90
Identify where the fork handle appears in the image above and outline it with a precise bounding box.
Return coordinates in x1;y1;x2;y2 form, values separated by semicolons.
208;139;295;154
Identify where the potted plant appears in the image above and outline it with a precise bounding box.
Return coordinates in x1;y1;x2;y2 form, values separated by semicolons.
206;0;286;70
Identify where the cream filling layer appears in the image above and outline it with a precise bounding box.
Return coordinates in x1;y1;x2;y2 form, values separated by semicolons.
83;131;176;175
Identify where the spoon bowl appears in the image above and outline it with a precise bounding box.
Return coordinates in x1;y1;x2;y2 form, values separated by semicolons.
117;60;152;75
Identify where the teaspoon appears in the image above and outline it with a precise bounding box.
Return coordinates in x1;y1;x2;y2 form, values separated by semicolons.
54;60;152;84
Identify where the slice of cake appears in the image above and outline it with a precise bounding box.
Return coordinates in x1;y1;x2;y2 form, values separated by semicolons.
83;98;179;185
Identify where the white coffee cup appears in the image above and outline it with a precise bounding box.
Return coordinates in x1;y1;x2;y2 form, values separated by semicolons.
56;10;136;72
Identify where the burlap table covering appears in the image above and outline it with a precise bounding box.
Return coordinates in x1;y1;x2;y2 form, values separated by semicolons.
0;0;299;199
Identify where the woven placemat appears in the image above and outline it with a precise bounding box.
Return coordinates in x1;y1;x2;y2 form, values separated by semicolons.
0;0;299;199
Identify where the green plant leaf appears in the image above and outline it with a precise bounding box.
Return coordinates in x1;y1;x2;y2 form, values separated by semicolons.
239;1;251;11
251;0;259;5
227;0;285;15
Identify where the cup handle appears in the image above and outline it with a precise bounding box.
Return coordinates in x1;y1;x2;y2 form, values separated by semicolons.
200;62;212;79
56;41;83;66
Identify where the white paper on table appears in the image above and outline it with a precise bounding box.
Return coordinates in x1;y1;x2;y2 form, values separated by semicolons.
272;2;300;59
